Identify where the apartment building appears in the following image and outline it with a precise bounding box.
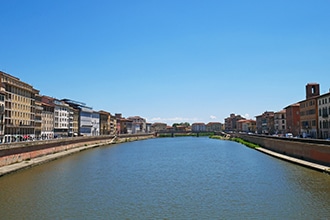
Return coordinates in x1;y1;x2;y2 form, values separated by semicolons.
53;99;70;138
317;91;330;139
128;116;146;134
191;123;206;132
284;103;300;137
116;114;133;134
0;71;39;143
41;95;55;139
79;106;93;136
256;111;275;135
91;111;100;136
237;119;256;133
225;113;245;131
151;122;167;132
99;110;111;135
0;86;5;142
109;113;117;135
300;83;319;138
70;107;79;136
206;122;222;132
99;110;117;135
34;94;43;139
62;99;94;136
274;109;286;135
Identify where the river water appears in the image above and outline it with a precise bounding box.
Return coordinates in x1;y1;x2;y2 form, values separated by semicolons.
0;137;330;219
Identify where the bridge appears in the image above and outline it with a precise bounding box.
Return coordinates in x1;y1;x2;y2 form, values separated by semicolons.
155;130;226;137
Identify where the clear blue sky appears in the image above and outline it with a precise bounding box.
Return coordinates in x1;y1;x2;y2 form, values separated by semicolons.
1;0;330;125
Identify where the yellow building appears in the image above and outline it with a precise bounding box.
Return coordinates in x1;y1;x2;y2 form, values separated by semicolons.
0;71;39;142
99;110;117;135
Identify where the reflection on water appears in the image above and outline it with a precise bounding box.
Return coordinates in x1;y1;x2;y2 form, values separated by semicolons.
0;137;330;219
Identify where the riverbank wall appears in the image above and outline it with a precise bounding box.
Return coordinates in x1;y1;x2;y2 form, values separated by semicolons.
236;133;330;167
0;134;154;168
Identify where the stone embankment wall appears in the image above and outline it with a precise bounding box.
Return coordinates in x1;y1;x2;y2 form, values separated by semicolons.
236;134;330;166
0;134;154;167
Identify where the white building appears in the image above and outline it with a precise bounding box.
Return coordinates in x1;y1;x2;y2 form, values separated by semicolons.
91;111;100;136
80;106;93;136
53;99;70;138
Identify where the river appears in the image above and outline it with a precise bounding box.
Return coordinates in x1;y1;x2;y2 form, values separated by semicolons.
0;137;330;219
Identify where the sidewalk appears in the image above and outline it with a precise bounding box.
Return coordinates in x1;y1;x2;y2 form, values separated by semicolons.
256;147;330;174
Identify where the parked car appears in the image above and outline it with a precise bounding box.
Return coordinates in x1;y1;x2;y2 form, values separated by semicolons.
285;133;293;138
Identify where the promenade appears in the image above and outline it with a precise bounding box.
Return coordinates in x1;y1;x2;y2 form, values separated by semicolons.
256;147;330;174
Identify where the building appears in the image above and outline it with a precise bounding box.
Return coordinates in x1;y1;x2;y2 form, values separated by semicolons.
34;94;43;139
109;113;116;135
299;83;319;138
191;123;206;132
0;71;39;143
91;111;100;136
53;99;70;138
41;96;55;139
0;85;5;142
151;122;167;132
146;123;151;133
225;113;245;132
70;107;79;136
256;111;275;135
79;106;93;136
237;119;256;133
127;116;147;134
99;110;111;135
206;122;222;132
274;109;286;135
284;103;300;137
317;91;330;139
62;99;94;136
115;113;133;134
101;111;116;135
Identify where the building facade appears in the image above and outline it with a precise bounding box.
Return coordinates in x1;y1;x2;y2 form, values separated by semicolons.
285;103;300;137
151;122;167;132
53;99;70;138
0;71;39;143
34;94;43;139
99;110;111;135
128;116;147;134
191;123;206;132
317;92;330;139
237;119;256;133
274;109;286;135
256;111;275;135
0;86;5;142
109;114;117;135
41;96;55;139
225;113;245;132
91;111;100;136
300;83;319;138
206;122;222;132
